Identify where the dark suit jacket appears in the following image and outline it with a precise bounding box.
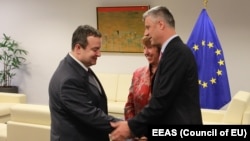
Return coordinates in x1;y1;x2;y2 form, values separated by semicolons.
128;36;203;137
49;54;118;141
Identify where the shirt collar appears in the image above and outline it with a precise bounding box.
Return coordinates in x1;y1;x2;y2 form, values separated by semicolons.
161;34;178;53
69;52;88;71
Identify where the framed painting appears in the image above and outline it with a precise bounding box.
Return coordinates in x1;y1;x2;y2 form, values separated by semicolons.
96;6;149;53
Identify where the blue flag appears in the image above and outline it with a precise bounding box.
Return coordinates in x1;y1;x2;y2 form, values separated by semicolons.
187;9;231;109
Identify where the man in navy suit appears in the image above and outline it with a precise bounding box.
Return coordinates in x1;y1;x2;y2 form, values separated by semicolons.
110;6;203;141
49;25;120;141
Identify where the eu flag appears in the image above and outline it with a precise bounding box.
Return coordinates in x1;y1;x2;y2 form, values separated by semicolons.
187;9;231;109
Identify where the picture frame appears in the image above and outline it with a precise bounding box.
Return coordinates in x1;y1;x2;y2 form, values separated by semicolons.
96;6;150;53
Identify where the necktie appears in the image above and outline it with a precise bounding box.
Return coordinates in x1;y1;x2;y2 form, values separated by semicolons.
88;69;102;93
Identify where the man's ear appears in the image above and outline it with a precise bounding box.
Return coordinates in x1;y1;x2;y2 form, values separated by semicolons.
158;20;165;30
74;44;82;53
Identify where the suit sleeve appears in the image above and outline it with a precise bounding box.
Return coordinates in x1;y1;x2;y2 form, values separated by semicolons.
60;77;120;134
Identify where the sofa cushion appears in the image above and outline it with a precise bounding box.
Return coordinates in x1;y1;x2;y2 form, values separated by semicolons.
7;121;50;141
0;93;27;123
0;123;7;141
222;91;250;124
201;91;250;124
96;73;119;101
10;104;50;126
0;93;26;103
96;73;132;117
116;74;132;102
0;103;19;123
0;103;14;116
108;102;125;114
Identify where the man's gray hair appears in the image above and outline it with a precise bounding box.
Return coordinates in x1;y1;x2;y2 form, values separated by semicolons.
142;6;175;28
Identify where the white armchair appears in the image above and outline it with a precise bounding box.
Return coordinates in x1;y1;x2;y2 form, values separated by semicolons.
201;91;250;124
0;92;26;123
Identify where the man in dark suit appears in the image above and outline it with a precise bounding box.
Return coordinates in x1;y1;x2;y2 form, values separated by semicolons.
110;6;203;141
49;25;120;141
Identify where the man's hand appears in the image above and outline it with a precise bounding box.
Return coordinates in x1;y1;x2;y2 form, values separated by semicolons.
110;121;131;141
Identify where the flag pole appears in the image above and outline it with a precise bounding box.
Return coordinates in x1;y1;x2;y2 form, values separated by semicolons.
203;0;208;9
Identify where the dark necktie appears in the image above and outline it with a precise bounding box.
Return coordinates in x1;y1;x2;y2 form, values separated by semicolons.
88;69;102;93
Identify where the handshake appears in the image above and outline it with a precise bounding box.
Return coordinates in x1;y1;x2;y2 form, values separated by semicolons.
109;121;147;141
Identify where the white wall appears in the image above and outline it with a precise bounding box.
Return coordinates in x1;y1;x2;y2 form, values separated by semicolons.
0;0;249;104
